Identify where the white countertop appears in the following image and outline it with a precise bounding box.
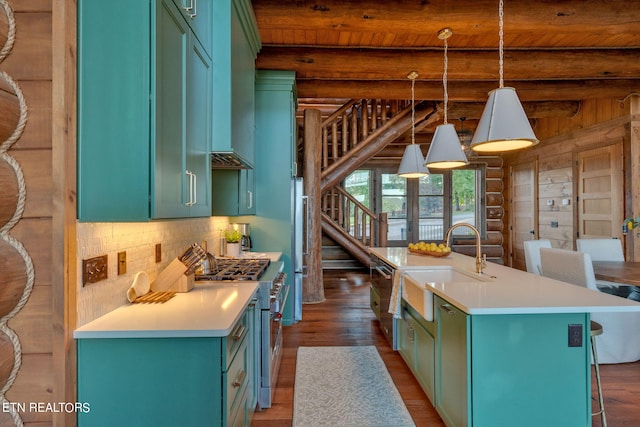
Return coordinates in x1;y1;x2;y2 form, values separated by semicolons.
74;281;259;339
370;247;640;315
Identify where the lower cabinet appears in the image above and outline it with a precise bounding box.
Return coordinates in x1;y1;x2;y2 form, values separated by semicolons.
369;285;381;320
430;295;591;427
77;307;256;427
434;296;469;427
398;302;435;403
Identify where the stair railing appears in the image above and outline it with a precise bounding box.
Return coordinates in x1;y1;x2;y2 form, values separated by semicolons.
322;185;387;248
321;99;409;171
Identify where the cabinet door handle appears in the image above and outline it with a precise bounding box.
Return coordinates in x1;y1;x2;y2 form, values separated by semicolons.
187;0;197;18
232;369;246;388
185;170;195;206
232;324;246;341
184;0;193;12
247;190;253;209
191;171;197;205
407;321;415;342
439;304;456;316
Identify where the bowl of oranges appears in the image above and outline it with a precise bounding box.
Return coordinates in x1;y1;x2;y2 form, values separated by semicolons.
407;241;452;257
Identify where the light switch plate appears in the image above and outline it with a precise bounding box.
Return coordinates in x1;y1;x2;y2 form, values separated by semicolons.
117;251;127;275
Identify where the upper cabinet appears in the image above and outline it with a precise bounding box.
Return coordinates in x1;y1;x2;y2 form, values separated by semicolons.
77;0;212;221
170;0;212;55
210;0;261;168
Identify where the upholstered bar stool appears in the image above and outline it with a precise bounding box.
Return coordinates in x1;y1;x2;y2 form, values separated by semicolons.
590;320;607;427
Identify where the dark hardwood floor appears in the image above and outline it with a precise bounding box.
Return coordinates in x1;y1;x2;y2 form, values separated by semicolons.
251;269;640;427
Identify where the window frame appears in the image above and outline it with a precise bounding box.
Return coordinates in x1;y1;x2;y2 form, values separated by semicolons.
366;165;486;246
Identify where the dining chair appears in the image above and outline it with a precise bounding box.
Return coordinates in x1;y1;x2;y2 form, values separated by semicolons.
576;238;624;262
576;238;630;294
539;247;640;364
523;239;551;275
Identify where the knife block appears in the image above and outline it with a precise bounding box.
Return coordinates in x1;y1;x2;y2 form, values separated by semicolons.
171;274;194;293
151;257;194;293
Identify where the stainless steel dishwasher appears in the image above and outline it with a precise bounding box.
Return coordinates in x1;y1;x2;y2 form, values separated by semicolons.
370;254;397;349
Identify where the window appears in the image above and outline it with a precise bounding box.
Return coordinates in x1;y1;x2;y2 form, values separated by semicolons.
359;166;485;245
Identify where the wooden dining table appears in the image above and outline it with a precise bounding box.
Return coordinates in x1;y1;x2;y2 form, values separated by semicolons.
592;260;640;301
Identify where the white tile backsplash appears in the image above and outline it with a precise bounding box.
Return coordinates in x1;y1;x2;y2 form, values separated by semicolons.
76;217;229;326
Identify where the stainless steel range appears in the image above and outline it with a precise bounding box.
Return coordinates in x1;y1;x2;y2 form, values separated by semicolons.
196;258;287;409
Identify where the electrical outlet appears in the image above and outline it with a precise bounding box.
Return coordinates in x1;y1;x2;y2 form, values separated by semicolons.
155;243;162;263
82;255;108;286
117;251;127;275
568;324;583;347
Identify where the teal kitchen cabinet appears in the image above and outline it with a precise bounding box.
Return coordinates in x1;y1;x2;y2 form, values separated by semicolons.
171;0;212;55
250;70;298;324
210;0;261;168
432;295;590;427
77;307;255;427
77;0;211;221
435;296;469;427
211;169;255;216
398;302;436;404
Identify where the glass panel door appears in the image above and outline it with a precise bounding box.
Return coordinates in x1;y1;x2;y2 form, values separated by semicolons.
381;173;408;242
418;173;445;240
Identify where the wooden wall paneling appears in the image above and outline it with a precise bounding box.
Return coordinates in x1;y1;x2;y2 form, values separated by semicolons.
7;285;52;353
5;353;53;424
11;218;52;286
11;150;52;217
1;12;50;80
52;0;77;425
13;81;51;149
538;164;574;249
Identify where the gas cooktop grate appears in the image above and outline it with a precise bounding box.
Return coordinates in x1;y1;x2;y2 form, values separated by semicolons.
197;258;270;281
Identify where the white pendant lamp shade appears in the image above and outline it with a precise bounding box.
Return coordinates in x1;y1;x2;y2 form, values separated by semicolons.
470;87;539;152
398;143;430;178
425;123;468;169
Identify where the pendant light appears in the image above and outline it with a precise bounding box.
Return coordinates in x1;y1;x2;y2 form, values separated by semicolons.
470;0;538;152
397;71;430;178
425;28;468;169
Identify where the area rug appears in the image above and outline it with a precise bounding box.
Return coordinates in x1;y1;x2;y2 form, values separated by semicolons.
293;346;415;427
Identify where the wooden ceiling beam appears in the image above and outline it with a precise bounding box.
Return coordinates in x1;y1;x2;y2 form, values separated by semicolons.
256;47;640;81
294;79;640;102
252;0;640;45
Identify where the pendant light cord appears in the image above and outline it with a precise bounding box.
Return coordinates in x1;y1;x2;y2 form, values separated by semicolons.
411;75;416;144
443;37;449;124
498;0;504;88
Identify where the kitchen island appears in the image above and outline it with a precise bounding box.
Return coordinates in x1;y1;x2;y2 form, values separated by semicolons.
74;280;262;427
370;247;640;427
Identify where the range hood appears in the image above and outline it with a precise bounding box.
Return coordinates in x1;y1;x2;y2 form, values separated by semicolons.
210;152;253;169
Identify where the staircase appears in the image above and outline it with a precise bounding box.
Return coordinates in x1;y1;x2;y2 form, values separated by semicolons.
315;98;439;268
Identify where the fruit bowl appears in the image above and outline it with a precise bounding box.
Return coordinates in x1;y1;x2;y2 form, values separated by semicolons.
408;248;451;257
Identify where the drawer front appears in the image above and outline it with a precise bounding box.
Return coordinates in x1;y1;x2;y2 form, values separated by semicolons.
226;336;249;422
370;285;381;320
225;311;249;370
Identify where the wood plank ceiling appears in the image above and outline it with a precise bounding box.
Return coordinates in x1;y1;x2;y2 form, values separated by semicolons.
252;0;640;139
